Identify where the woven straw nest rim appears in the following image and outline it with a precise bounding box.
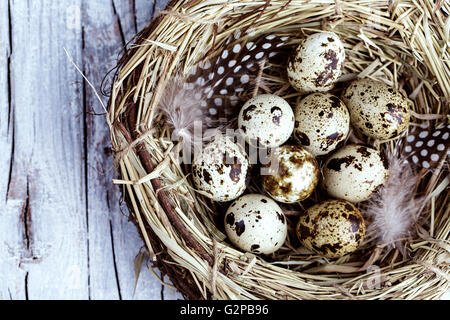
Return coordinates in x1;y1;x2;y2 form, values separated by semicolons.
107;0;450;300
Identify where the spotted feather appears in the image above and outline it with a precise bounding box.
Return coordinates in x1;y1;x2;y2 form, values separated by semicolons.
185;31;290;124
403;121;450;169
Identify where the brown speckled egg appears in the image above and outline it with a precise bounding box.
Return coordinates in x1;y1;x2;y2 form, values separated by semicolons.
262;145;319;203
341;78;411;140
288;32;345;94
294;93;350;156
296;199;366;258
323;144;389;203
225;194;287;255
238;94;295;148
192;135;249;202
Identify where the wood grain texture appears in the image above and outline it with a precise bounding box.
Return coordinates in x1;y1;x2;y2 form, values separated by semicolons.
82;0;179;300
0;0;21;301
1;0;88;299
0;0;180;300
83;0;144;300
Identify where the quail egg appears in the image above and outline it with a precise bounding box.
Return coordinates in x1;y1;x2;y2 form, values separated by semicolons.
224;194;287;255
294;93;350;156
341;78;411;140
262;145;319;203
296;199;366;258
238;94;295;148
323;144;389;203
192;135;249;202
288;31;345;94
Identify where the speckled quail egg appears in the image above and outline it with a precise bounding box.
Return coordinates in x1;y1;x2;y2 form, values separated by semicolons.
296;199;366;258
288;31;345;94
224;194;287;255
341;78;411;140
323;144;389;203
238;94;295;148
294;93;350;156
262;145;319;203
192;135;249;202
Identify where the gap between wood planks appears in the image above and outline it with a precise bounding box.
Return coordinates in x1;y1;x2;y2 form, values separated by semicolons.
6;0;13;200
82;0;128;300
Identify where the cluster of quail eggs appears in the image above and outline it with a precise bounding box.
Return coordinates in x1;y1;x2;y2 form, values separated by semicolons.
191;31;411;258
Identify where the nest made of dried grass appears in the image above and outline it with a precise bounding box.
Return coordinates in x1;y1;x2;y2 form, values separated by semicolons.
107;0;449;300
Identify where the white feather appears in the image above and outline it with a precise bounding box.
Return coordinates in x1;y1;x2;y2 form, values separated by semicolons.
364;147;420;249
159;76;201;140
159;76;214;146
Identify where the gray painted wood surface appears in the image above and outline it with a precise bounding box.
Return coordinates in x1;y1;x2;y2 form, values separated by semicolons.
0;0;181;300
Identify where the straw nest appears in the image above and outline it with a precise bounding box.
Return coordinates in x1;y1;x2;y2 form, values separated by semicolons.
107;0;449;299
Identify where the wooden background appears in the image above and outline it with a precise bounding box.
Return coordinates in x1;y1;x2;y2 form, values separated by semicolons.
0;0;184;300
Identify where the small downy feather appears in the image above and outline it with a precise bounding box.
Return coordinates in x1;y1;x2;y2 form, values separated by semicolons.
158;75;218;148
364;142;421;252
159;30;290;148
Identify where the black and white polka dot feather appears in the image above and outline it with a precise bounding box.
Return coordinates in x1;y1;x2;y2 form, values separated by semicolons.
404;122;450;169
185;31;289;124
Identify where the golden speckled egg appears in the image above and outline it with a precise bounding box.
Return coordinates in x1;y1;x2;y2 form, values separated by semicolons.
238;94;295;148
296;199;366;258
192;135;249;202
323;144;389;203
294;93;350;156
262;145;319;203
225;194;287;255
288;32;345;94
341;78;411;140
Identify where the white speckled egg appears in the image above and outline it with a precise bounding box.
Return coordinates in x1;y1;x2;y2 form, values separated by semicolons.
341;78;411;140
294;93;350;156
323;144;389;203
238;94;295;148
296;200;366;258
288;32;345;94
224;194;287;255
262;145;319;203
192;135;249;202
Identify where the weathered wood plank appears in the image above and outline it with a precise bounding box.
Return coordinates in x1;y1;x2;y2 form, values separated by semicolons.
0;0;182;300
83;0;129;300
82;0;164;300
134;0;159;32
0;0;181;300
0;0;25;301
82;0;181;300
0;0;89;299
